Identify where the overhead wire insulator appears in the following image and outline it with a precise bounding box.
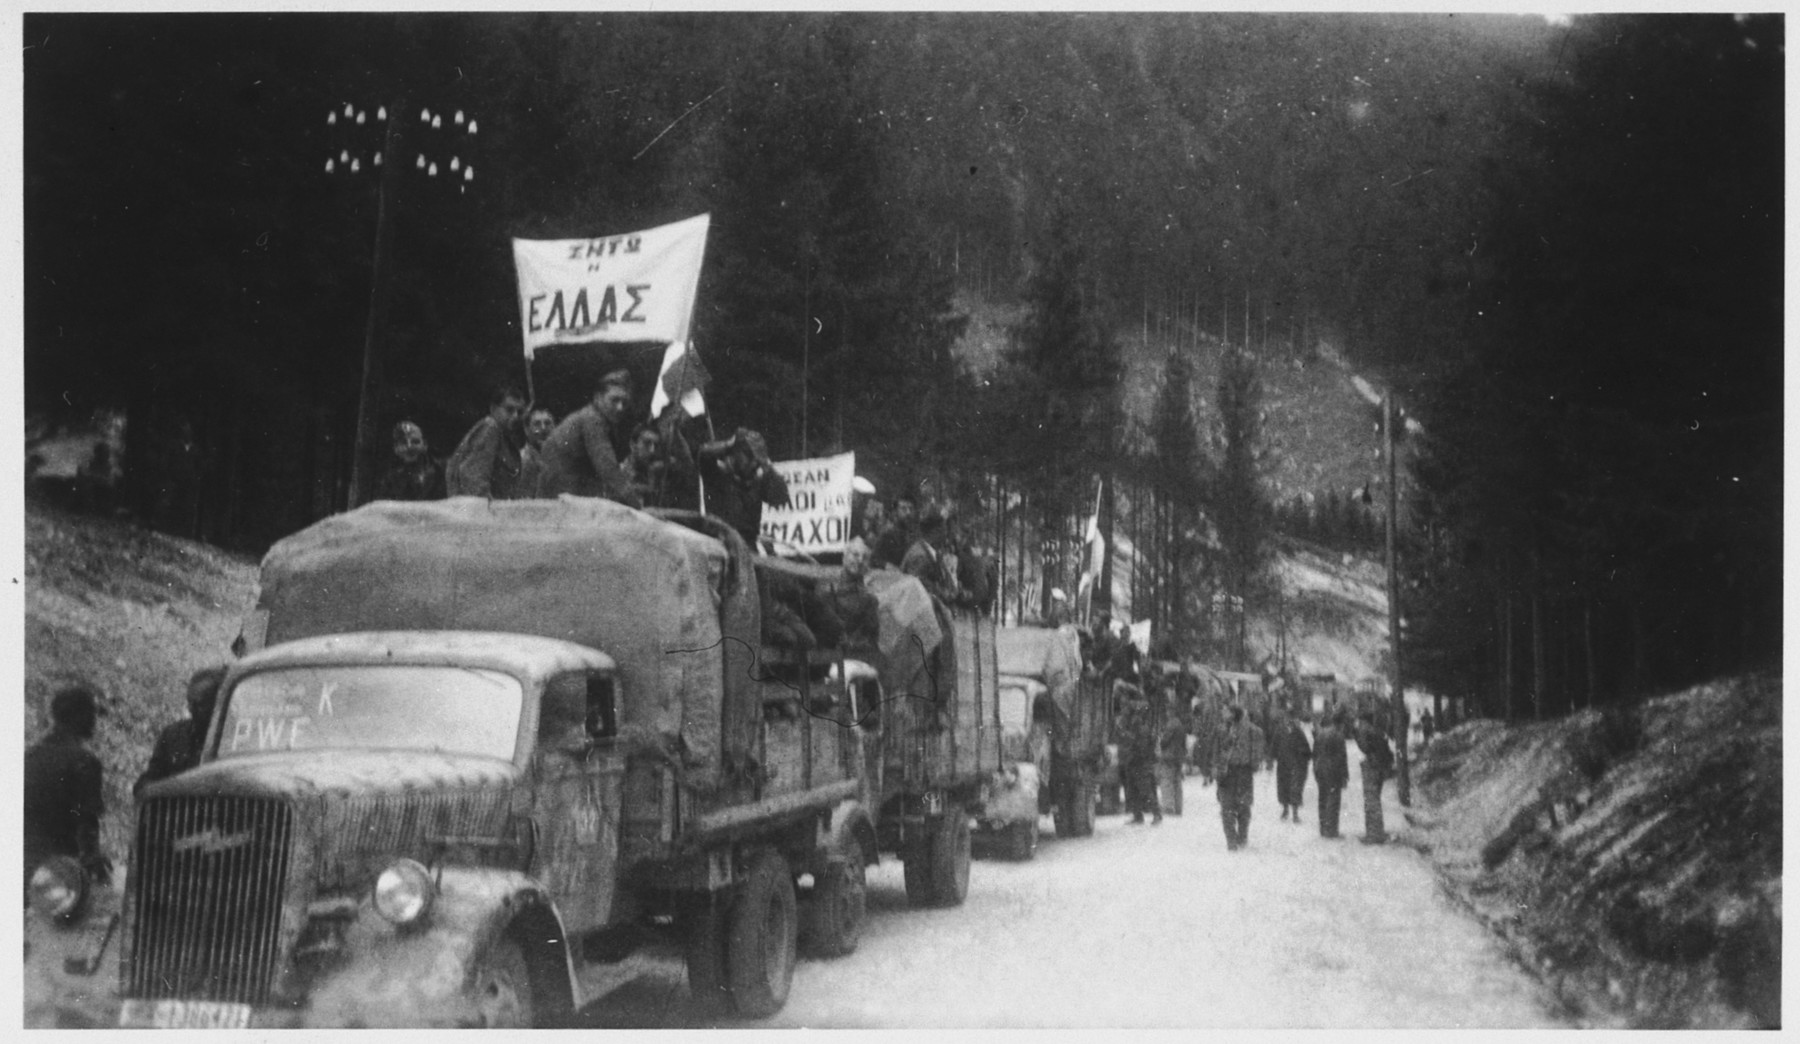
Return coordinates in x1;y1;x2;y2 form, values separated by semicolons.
325;158;335;173
356;110;366;125
428;161;438;176
467;120;478;135
327;111;337;125
449;156;460;171
420;107;431;123
431;115;442;129
464;166;474;182
454;110;465;125
416;154;426;169
349;157;361;172
373;151;382;166
377;105;387;120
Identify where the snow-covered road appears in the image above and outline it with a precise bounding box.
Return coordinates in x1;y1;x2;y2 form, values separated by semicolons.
575;763;1566;1029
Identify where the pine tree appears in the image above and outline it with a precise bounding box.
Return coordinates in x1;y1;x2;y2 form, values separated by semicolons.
1209;346;1270;669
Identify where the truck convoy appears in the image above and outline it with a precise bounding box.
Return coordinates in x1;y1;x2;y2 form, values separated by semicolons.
24;497;1132;1028
108;498;884;1027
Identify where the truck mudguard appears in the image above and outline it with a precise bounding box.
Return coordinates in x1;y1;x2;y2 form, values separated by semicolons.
304;866;575;1028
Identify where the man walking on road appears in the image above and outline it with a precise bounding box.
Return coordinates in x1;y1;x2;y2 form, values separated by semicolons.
1213;704;1264;850
1312;710;1350;838
1355;711;1395;844
1273;709;1312;823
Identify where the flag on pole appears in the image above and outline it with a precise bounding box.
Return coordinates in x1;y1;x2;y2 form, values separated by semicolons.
649;340;709;418
1076;509;1104;601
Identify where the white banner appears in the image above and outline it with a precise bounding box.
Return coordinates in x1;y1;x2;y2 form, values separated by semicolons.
512;213;710;356
760;452;856;554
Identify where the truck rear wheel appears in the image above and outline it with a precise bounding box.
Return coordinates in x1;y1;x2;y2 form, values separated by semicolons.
928;813;972;907
683;901;732;1017
468;938;534;1028
1004;817;1038;861
902;836;935;907
726;850;797;1019
1056;770;1096;838
801;852;866;958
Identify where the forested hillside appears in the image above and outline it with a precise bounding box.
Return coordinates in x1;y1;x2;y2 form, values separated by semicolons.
24;13;1781;718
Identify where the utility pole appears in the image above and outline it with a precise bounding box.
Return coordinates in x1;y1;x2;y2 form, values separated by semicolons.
331;100;480;509
1385;394;1411;806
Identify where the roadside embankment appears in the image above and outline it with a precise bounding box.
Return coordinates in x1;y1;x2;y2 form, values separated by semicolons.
1406;674;1780;1028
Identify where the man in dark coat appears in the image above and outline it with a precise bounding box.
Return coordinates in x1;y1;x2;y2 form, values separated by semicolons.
445;384;526;498
1273;710;1313;823
900;511;959;603
25;685;110;885
822;537;882;661
375;421;446;501
1312;710;1351;838
1355;711;1395;844
1213;704;1264;851
700;427;788;548
135;665;226;797
516;407;556;499
872;496;918;569
539;372;642;506
1116;691;1161;825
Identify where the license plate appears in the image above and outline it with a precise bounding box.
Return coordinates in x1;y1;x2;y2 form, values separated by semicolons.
119;998;253;1029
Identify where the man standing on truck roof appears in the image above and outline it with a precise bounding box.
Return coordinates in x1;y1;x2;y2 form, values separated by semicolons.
901;510;960;603
375;421;445;501
516;406;556;499
823;537;882;661
699;426;787;548
539;371;643;507
872;495;917;568
446;384;527;498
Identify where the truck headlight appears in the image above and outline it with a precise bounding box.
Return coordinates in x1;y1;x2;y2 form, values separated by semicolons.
372;859;435;926
29;856;89;924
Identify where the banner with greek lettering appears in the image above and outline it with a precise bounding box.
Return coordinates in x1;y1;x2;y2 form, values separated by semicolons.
760;452;856;554
512;213;710;357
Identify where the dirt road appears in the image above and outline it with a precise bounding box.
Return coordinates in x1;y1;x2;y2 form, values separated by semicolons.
573;763;1566;1029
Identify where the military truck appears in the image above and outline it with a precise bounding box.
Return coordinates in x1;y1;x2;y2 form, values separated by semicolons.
794;564;1003;901
995;624;1103;844
114;498;876;1028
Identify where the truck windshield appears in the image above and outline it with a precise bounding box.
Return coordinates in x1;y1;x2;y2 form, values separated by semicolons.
216;665;523;762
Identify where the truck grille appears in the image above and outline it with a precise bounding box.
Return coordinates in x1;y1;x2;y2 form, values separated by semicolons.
125;796;295;1006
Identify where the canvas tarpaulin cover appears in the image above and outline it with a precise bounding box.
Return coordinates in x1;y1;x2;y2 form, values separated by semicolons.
255;497;728;785
997;625;1085;720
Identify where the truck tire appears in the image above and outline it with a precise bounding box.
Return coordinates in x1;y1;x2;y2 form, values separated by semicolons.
683;901;732;1017
468;938;535;1028
801;853;866;958
1057;770;1096;838
726;850;798;1019
902;837;936;907
927;813;972;907
1004;817;1038;861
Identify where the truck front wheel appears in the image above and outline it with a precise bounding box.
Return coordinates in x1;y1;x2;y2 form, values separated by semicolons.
726;850;797;1019
468;938;535;1028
